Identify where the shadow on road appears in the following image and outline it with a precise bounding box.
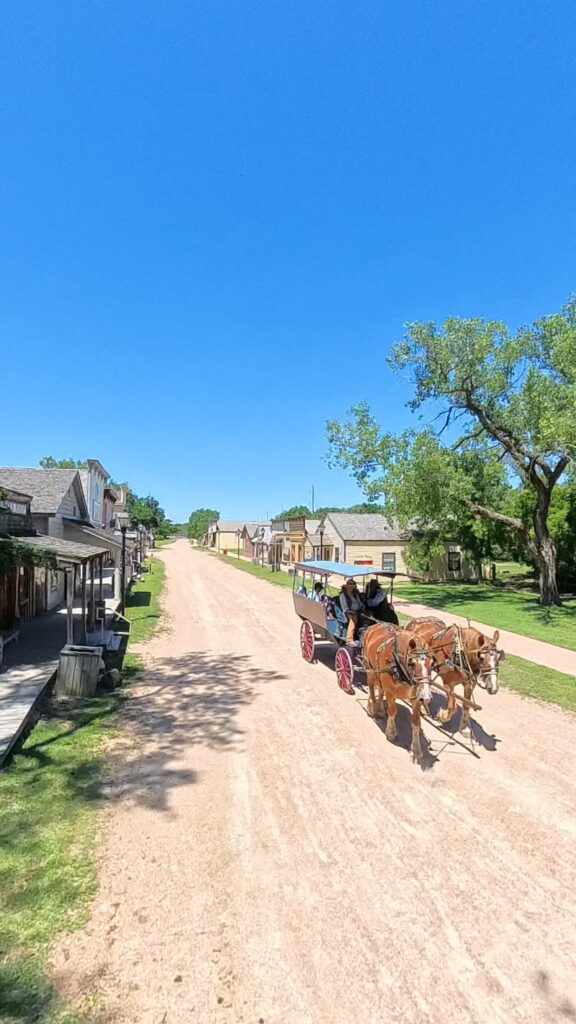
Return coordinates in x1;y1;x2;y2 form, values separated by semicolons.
104;650;286;812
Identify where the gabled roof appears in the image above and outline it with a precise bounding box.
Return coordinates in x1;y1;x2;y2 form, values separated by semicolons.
305;519;321;534
214;520;249;533
244;521;270;538
0;468;88;518
325;512;408;542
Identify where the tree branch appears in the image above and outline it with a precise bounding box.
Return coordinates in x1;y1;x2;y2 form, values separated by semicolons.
465;501;539;562
451;427;484;450
550;454;570;486
462;389;556;485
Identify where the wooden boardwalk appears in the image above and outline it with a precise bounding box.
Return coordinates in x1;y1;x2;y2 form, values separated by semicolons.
0;573;121;767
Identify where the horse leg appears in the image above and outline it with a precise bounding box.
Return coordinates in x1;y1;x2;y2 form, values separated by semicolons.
385;689;397;742
459;679;475;738
436;670;459;726
410;700;424;763
437;684;457;725
367;669;376;718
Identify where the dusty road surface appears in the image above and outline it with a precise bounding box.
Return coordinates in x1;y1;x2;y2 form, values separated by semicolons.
54;540;576;1024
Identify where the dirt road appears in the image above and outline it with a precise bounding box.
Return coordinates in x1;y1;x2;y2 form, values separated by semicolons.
54;540;576;1024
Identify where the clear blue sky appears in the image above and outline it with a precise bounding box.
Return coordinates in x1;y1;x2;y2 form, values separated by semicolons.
2;1;575;522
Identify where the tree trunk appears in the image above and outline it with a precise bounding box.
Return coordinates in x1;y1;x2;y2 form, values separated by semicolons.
465;497;562;605
533;497;561;606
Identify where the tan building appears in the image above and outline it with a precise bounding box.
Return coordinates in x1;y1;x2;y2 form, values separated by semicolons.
319;513;410;573
206;520;250;554
317;512;474;580
270;517;322;565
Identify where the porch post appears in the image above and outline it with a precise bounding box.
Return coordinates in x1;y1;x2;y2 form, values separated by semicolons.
81;560;87;644
66;567;74;645
89;556;95;630
98;554;104;604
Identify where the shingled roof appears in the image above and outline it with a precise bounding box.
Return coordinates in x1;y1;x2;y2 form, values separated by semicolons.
0;468;85;516
325;512;408;542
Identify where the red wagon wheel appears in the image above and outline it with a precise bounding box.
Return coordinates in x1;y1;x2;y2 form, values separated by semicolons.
335;646;354;693
300;620;315;662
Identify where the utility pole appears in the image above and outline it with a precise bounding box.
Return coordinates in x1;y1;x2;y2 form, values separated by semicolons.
311;485;315;514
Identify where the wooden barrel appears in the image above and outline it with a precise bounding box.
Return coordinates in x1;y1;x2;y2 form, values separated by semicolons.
56;645;104;698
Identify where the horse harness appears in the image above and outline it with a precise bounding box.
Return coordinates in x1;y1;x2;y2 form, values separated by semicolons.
430;625;498;690
374;634;430;689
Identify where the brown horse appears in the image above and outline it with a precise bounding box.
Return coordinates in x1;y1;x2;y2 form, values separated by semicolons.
363;623;435;763
404;617;503;735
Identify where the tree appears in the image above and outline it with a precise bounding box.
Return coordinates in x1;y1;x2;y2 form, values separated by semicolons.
187;508;219;542
273;505;311;519
507;476;576;586
127;492;172;537
39;456;87;469
327;298;576;605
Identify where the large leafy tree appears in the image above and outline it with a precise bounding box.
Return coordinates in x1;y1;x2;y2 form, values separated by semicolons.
327;299;576;605
127;492;172;536
187;508;219;541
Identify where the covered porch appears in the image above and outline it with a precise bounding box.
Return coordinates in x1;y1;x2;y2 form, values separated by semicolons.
0;535;129;767
8;535;116;646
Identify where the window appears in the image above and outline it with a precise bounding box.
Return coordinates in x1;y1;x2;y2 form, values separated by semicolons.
381;552;396;572
334;547;340;562
448;551;461;572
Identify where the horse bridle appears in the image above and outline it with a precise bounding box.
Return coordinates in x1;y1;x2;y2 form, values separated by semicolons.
432;625;503;690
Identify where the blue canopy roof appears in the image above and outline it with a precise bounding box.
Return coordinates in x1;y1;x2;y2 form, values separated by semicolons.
294;560;396;579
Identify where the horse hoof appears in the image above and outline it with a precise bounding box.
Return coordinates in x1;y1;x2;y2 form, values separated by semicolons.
460;726;471;741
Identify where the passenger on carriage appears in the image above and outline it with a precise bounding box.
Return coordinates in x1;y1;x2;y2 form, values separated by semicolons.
339;579;364;642
311;581;325;602
364;579;399;626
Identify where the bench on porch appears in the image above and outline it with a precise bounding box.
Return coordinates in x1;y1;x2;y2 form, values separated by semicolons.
0;628;20;666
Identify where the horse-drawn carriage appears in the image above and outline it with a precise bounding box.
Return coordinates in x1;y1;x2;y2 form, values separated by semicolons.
294;560;504;762
293;560;398;692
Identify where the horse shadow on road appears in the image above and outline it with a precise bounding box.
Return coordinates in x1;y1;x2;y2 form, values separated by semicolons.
313;648;500;766
311;647;438;769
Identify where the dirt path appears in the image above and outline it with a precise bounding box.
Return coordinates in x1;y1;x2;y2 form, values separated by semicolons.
394;596;576;677
53;540;576;1024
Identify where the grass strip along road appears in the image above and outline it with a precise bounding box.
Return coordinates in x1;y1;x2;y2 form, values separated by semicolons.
207;548;576;714
395;579;576;651
0;557;166;1024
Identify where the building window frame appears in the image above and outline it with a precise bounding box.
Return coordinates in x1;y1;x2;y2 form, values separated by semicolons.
381;552;396;573
448;550;462;573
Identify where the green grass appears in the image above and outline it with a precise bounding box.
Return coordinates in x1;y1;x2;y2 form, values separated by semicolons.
500;653;576;713
0;658;142;1022
0;561;165;1021
493;560;534;582
395;580;576;650
125;556;166;643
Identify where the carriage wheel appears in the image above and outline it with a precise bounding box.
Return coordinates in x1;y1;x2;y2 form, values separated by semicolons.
335;647;354;693
300;620;315;663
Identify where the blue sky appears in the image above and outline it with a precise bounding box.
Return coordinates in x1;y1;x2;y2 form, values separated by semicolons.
1;1;575;522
